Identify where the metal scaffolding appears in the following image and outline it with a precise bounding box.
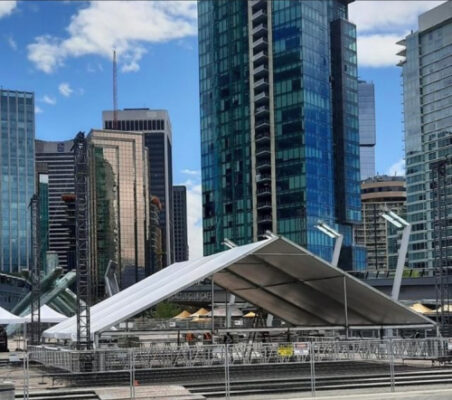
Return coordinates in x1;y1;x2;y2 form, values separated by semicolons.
432;158;450;336
73;132;92;350
29;194;41;345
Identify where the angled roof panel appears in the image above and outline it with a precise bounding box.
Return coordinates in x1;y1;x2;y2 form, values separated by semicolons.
44;236;433;341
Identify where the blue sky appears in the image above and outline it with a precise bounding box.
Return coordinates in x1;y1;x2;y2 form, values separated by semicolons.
0;0;444;258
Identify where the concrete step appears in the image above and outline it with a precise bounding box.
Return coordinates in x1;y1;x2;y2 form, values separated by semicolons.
16;390;99;400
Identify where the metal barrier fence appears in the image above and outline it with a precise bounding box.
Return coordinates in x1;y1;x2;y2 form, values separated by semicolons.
3;338;450;399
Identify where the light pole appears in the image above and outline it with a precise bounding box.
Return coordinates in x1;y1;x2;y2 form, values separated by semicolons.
380;209;411;301
314;221;344;268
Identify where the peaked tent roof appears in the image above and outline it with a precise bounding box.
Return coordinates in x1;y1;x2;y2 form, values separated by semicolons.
0;306;25;324
44;236;434;341
24;305;67;323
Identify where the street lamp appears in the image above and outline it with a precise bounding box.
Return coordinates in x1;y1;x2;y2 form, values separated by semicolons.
314;221;344;268
380;208;411;301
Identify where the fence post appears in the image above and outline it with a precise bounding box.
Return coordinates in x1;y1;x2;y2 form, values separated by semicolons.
224;344;230;399
129;350;136;399
310;342;316;397
389;339;395;392
23;352;29;400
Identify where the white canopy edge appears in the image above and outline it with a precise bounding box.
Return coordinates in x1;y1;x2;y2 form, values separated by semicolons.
0;305;26;324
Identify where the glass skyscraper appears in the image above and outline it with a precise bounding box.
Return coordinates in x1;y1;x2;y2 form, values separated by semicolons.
0;90;35;273
358;81;376;180
398;1;452;269
198;0;364;269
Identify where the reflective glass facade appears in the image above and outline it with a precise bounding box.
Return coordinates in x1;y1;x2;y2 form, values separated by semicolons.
88;130;149;295
198;0;364;270
399;2;452;268
358;81;376;180
0;90;35;273
173;185;188;262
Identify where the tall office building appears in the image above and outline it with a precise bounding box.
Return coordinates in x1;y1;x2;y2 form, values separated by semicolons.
398;1;452;269
358;81;376;180
102;109;174;268
0;90;35;273
355;176;406;270
35;140;75;272
88;129;149;296
173;185;189;262
198;0;364;269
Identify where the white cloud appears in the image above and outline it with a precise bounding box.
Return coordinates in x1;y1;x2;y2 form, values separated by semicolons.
349;1;445;33
27;1;197;74
387;159;406;176
357;33;406;68
0;1;16;19
41;95;56;105
58;82;73;97
35;106;43;114
7;36;17;50
179;178;203;260
181;169;201;176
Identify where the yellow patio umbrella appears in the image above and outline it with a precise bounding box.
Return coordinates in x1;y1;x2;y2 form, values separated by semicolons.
244;311;256;318
409;303;431;314
174;310;191;319
191;308;209;317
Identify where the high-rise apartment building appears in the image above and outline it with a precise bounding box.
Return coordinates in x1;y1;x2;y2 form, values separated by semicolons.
398;1;452;269
102;109;174;267
358;81;376;180
35;140;75;272
0;89;35;273
355;176;406;270
198;0;364;269
173;185;189;262
88;129;149;296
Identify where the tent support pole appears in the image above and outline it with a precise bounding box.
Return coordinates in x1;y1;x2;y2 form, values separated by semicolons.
211;277;215;337
343;277;349;339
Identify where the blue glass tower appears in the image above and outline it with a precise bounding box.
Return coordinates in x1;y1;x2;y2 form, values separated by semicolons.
199;0;364;270
0;90;35;273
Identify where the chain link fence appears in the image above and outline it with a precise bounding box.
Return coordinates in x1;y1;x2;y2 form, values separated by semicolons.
1;338;450;399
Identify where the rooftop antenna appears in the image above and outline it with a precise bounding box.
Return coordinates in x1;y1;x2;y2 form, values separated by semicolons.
113;49;118;129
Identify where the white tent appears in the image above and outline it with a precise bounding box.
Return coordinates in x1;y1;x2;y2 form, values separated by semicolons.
0;306;25;325
23;305;67;324
44;236;435;341
207;307;243;317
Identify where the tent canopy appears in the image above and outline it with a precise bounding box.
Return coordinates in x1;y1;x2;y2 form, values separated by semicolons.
207;307;243;317
44;236;434;341
409;303;432;315
24;305;67;324
173;310;191;319
190;308;209;317
0;306;25;325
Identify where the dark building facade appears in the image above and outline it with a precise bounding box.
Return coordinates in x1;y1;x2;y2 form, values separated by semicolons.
35;140;75;272
358;81;376;180
0;90;35;273
198;0;364;269
173;186;189;262
102;109;174;268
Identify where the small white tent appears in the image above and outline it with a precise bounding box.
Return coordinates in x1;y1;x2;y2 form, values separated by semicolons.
0;306;25;325
23;305;67;324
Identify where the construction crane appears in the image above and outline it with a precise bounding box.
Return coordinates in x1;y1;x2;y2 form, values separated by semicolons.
113;49;118;129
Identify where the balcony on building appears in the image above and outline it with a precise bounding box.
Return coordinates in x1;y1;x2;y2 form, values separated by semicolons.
257;186;272;197
254;78;269;91
253;50;268;66
255;147;271;158
255;120;270;132
256;173;271;183
254;91;269;105
256;158;271;170
254;64;269;79
255;105;269;118
255;131;270;143
252;23;268;38
257;201;272;211
251;0;266;12
258;214;272;224
253;37;268;52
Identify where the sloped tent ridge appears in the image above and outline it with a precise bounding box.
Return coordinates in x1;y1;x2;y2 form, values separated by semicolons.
0;306;25;324
190;308;209;317
44;237;434;341
24;305;67;324
207;307;243;317
409;303;432;315
173;310;191;319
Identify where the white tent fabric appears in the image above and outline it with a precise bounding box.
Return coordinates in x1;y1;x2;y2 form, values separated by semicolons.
44;236;434;341
0;306;25;324
207;307;243;317
23;305;67;324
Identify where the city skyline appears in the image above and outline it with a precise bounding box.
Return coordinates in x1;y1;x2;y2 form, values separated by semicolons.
0;0;446;259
